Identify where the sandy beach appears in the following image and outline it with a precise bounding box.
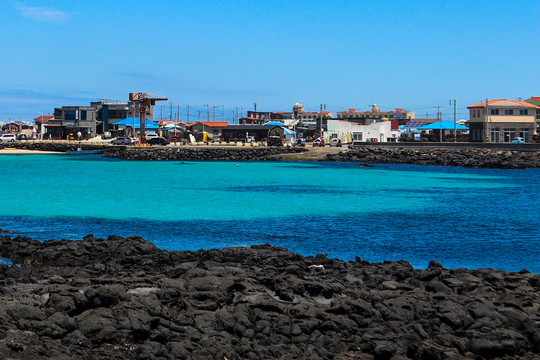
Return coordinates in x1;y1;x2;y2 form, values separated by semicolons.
0;148;63;155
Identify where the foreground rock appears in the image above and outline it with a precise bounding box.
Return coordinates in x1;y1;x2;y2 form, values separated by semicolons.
0;235;539;359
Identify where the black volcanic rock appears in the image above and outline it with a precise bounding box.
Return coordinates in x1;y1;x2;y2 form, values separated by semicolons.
0;234;539;359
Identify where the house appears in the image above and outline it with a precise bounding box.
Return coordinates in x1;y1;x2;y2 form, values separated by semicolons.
524;97;540;125
326;119;399;143
221;125;271;142
186;122;229;138
467;99;538;142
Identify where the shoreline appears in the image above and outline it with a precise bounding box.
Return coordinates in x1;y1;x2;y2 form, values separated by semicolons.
0;148;64;155
2;141;539;168
0;234;539;359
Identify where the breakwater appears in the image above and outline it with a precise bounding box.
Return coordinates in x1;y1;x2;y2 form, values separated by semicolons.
0;141;106;153
102;146;306;161
0;234;538;359
328;146;540;169
2;141;540;168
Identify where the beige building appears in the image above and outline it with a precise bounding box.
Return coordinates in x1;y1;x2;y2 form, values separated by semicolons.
337;105;414;125
467;99;538;142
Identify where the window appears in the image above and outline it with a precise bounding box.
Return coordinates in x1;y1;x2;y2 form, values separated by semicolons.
80;111;87;121
490;109;499;115
519;109;528;116
504;109;513;116
503;129;515;142
519;129;529;141
64;110;77;121
490;129;500;143
352;132;362;141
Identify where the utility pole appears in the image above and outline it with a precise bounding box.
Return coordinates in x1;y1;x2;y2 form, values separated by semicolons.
170;101;173;121
187;105;190;123
434;105;442;142
213;105;216;121
453;99;457;142
319;104;326;136
205;104;210;121
485;98;489;143
198;108;201;121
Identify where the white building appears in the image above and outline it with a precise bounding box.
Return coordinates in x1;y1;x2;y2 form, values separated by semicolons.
325;120;399;143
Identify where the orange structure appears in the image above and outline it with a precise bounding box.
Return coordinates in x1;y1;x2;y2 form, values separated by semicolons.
128;93;168;143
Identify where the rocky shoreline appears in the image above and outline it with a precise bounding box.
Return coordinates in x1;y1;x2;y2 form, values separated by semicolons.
102;146;307;161
1;142;539;168
327;147;540;169
0;234;538;359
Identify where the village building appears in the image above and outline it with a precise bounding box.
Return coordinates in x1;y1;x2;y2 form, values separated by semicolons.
467;99;538;142
326;119;400;143
337;105;414;125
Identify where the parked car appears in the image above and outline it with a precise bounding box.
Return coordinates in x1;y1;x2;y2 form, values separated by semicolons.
0;134;16;142
110;137;133;145
313;138;325;147
129;138;139;145
148;137;170;146
101;131;112;139
511;137;525;143
330;139;342;147
169;135;182;142
146;133;159;140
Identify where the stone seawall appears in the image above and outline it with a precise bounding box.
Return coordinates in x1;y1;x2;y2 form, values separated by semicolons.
328;146;540;169
0;141;107;153
102;146;306;161
0;235;538;359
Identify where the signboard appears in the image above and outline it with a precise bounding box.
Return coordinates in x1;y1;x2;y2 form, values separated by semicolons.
414;133;421;141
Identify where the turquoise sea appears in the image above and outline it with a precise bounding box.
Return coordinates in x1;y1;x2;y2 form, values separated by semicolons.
0;154;538;273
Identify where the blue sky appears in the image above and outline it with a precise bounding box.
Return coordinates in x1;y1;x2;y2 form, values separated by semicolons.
1;0;539;122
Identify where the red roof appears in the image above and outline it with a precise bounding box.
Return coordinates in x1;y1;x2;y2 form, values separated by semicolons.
33;115;54;121
468;99;539;108
188;121;229;127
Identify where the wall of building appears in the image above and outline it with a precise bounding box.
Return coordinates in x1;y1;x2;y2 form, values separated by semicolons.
326;120;395;142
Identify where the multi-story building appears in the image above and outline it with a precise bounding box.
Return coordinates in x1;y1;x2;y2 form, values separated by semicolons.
337;105;414;125
467;99;538;142
525;97;540;126
37;97;154;139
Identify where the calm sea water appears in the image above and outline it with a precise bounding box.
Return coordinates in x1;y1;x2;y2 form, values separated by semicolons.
0;154;538;273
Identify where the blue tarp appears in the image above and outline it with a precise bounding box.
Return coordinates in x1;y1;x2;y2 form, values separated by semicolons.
417;121;468;130
264;121;285;127
115;118;159;129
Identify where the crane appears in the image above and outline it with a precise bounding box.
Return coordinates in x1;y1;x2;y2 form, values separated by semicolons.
129;92;168;144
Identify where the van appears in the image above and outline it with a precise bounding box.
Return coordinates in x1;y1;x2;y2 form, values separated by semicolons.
0;134;17;142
